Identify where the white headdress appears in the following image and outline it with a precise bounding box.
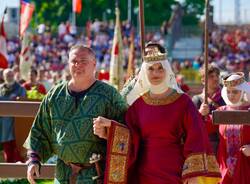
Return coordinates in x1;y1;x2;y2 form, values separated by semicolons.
126;44;183;105
221;72;250;106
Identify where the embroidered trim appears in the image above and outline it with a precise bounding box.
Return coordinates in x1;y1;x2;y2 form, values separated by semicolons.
223;72;245;87
182;154;206;177
143;46;167;63
182;153;220;178
142;91;181;105
207;155;220;173
112;126;130;154
108;155;127;182
105;122;130;184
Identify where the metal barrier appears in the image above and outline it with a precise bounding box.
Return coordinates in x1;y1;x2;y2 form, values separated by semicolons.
0;101;55;179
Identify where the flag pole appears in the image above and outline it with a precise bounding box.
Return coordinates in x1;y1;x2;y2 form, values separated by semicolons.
72;0;76;26
19;0;21;39
204;0;209;104
138;0;145;58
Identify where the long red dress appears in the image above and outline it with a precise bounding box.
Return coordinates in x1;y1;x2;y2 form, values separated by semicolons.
124;92;220;184
218;105;250;184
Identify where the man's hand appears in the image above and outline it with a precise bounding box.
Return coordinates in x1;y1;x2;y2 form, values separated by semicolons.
241;144;250;157
27;163;40;184
183;177;199;184
93;116;112;139
199;103;210;116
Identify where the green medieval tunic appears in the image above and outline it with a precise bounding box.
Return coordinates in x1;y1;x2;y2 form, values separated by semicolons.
24;80;127;184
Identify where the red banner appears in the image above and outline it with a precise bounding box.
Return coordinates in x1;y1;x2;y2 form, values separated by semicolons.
0;9;8;69
20;1;34;37
73;0;82;14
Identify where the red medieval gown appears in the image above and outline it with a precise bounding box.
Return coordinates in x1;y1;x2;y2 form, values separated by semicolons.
104;91;220;184
217;105;250;184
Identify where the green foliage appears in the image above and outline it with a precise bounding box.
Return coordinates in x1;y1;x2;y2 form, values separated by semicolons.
182;0;205;25
30;0;205;29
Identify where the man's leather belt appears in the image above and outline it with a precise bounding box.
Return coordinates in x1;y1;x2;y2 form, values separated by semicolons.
67;162;94;184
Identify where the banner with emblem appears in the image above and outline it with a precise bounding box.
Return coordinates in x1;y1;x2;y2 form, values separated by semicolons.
109;7;124;90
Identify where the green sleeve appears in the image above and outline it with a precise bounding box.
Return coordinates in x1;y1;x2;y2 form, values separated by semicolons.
23;95;53;163
108;88;128;124
120;77;137;101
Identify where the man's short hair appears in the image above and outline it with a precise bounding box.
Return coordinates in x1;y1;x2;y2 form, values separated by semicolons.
199;64;220;78
3;68;14;77
30;68;38;76
69;44;96;60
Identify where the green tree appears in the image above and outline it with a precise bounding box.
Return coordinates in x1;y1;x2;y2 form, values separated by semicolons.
182;0;205;25
31;0;205;30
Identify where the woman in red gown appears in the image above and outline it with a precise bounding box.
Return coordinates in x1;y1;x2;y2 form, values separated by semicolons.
94;43;221;184
217;72;250;184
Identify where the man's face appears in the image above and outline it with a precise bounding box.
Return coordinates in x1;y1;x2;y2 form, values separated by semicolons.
29;71;37;83
4;70;15;84
68;49;96;80
202;72;220;90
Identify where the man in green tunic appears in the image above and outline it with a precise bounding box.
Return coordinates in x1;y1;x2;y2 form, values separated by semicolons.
24;44;127;184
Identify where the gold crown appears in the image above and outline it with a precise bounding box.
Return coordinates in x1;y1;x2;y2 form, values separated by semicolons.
223;72;245;88
143;46;167;63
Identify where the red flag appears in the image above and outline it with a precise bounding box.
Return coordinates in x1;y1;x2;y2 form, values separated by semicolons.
0;9;8;69
73;0;82;14
20;0;34;37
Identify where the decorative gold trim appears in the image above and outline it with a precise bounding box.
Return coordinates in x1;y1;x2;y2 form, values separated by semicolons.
112;126;130;154
108;155;127;182
106;122;130;184
182;154;206;177
142;91;181;105
207;155;220;173
182;153;220;177
143;46;167;62
223;72;245;87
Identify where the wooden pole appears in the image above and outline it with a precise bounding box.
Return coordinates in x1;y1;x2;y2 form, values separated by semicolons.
139;0;145;58
204;0;209;104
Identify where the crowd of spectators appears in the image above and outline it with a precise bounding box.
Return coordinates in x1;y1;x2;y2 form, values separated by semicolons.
4;19;165;92
170;26;250;85
2;20;250;94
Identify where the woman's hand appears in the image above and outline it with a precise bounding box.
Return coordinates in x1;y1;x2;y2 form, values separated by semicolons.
93;116;111;139
241;144;250;157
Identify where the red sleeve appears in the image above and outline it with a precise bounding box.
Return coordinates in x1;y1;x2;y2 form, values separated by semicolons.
22;83;31;90
203;114;219;135
182;98;220;179
38;84;47;94
125;104;140;168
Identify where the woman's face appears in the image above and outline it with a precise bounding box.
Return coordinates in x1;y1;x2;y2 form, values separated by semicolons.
146;63;166;85
227;87;242;104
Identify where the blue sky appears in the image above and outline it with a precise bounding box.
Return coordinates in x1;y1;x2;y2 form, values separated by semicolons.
1;0;250;24
212;0;250;24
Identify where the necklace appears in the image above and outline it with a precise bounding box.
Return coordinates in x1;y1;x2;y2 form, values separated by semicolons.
143;90;181;105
